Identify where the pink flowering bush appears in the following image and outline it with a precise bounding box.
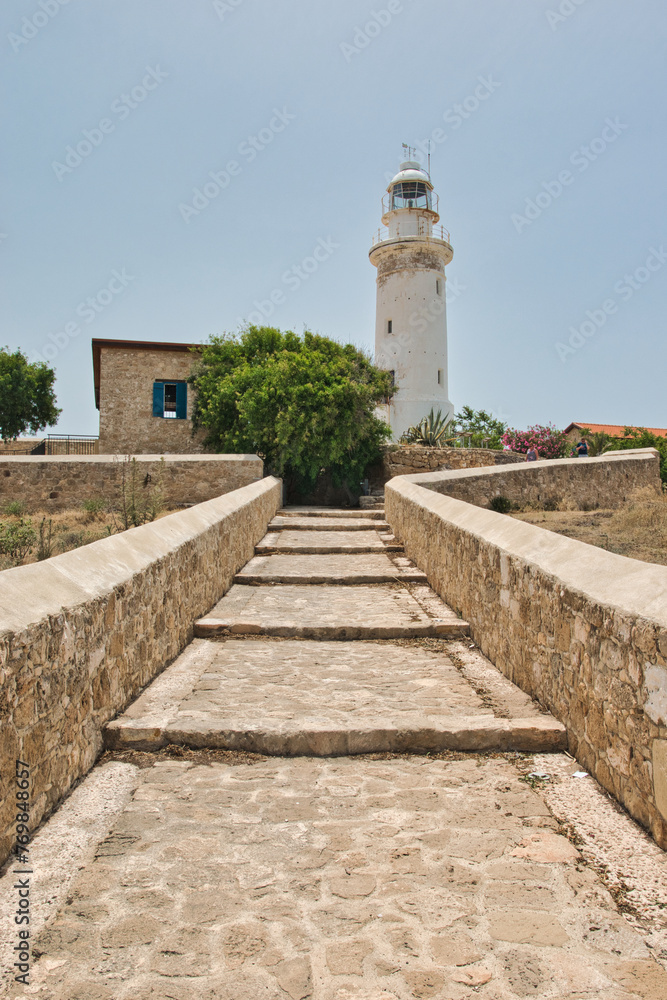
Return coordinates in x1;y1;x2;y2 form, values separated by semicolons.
501;423;567;459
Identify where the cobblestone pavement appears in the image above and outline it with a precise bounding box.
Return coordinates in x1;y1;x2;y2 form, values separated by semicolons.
5;756;667;1000
196;583;468;639
2;507;666;998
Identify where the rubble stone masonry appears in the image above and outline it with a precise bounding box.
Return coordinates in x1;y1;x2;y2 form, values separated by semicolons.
0;477;282;867
0;454;263;513
386;449;667;848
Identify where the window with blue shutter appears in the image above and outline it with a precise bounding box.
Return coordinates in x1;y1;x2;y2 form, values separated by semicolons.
176;381;187;419
152;382;164;417
152;381;187;419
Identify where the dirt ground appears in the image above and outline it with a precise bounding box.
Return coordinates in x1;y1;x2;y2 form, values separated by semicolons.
511;488;667;566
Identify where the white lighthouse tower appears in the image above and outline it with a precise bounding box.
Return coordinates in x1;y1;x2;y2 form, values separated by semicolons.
369;155;454;440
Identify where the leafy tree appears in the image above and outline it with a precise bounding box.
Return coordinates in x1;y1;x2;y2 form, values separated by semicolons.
189;327;393;496
501;423;568;459
0;347;61;441
454;406;507;449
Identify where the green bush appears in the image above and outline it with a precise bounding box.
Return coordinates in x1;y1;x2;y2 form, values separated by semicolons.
489;496;512;513
5;499;26;517
454;406;507;449
81;498;106;519
0;518;36;564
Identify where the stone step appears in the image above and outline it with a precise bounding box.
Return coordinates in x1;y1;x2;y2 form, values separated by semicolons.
106;715;567;756
194;583;470;639
269;517;391;531
234;553;427;585
278;507;385;520
255;529;402;555
104;638;565;756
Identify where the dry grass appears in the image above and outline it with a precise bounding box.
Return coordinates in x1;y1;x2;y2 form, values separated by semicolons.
0;503;178;570
512;487;667;565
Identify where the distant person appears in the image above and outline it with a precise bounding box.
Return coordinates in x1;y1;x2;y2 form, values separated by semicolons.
576;439;589;457
526;445;538;462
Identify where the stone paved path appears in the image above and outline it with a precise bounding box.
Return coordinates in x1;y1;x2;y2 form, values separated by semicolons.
2;508;666;999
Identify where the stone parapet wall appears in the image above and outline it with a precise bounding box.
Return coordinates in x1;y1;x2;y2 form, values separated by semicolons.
0;476;282;867
368;446;523;492
386;445;524;476
385;450;667;848
0;454;263;512
407;448;661;509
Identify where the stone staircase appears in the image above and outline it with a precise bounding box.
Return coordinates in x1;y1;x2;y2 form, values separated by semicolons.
106;507;566;756
22;509;666;1000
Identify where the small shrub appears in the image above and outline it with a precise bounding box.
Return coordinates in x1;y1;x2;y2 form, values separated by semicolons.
59;531;85;552
5;499;26;517
37;518;54;561
543;496;561;512
81;498;106;521
0;518;36;564
400;409;454;447
114;456;165;529
490;496;512;513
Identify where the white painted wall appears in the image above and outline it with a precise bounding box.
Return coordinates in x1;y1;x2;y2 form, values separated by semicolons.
374;263;453;435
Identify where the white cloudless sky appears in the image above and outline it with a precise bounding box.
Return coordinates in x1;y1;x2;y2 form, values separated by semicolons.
2;0;666;436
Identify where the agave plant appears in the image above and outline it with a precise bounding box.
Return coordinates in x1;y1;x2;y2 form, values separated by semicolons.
400;408;454;447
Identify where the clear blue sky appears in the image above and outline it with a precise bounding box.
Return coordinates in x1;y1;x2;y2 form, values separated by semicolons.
2;0;666;436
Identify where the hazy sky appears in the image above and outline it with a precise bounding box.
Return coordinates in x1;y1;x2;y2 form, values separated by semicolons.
3;0;666;436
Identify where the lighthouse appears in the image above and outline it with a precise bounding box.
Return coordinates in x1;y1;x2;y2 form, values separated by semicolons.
369;156;454;440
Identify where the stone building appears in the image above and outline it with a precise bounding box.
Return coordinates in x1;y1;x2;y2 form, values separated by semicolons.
564;421;667;444
93;338;205;454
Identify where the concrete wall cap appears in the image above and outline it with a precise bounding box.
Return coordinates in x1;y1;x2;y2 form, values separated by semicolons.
387;449;659;488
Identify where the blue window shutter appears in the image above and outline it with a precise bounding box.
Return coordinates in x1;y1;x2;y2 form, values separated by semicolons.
176;382;187;419
153;382;164;417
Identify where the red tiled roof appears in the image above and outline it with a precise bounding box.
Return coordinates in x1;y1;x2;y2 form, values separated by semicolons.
565;422;667;439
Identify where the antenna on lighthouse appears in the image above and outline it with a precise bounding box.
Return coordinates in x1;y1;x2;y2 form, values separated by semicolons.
427;140;431;179
402;142;416;160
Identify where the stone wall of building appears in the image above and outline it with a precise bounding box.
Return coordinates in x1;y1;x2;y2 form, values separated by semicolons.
98;345;205;454
403;448;661;510
0;477;282;867
385;450;667;849
365;446;523;495
0;454;263;512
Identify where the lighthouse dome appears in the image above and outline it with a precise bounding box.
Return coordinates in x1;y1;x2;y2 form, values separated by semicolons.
387;160;433;189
